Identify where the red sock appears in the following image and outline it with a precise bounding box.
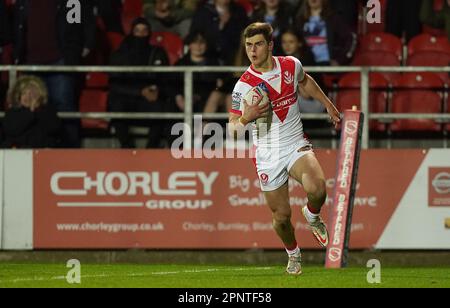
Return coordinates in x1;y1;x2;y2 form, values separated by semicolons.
285;241;298;251
307;202;321;214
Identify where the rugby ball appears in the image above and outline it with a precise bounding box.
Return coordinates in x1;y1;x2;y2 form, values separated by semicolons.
244;84;272;136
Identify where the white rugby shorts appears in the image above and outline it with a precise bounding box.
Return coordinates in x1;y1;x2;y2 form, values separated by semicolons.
254;139;314;192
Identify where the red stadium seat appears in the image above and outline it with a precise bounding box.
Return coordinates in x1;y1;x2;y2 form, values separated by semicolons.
407;34;450;83
122;0;143;16
390;73;444;132
150;31;184;65
79;90;109;130
106;32;124;53
352;33;402;83
85;73;109;89
336;73;389;132
121;12;136;35
356;32;403;59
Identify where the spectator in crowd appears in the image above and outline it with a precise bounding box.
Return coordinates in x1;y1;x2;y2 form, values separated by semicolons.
328;0;359;31
251;0;295;54
295;0;356;66
93;0;124;33
281;28;326;116
189;0;249;65
386;0;422;42
420;0;450;40
144;0;193;38
12;0;96;148
171;31;222;113
108;18;170;149
202;33;250;116
2;75;61;148
0;0;9;50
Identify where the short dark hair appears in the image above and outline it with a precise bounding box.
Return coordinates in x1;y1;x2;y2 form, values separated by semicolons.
243;23;273;43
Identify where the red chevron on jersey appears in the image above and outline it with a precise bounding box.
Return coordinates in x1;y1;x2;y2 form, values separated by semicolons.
241;57;297;122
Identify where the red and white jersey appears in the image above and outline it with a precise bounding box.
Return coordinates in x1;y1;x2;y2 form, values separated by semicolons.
231;56;306;148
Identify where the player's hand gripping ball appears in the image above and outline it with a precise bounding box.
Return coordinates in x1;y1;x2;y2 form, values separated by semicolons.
244;83;272;137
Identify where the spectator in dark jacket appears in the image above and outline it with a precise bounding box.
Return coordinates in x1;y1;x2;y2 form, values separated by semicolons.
172;31;222;113
420;0;450;41
109;18;170;149
0;0;9;49
12;0;96;148
385;0;422;42
2;75;61;148
295;0;356;66
94;0;124;33
251;0;295;55
189;0;249;65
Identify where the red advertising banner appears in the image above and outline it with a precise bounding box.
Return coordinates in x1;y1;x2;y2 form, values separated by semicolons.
326;110;363;268
33;150;426;249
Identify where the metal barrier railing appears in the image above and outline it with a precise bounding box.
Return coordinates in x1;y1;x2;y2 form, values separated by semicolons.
0;65;449;149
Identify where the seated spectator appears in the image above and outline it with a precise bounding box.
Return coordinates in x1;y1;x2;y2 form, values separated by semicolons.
144;0;193;38
171;31;222;113
281;28;326;115
2;76;61;148
93;0;124;33
203;33;250;116
386;0;422;42
420;0;450;41
12;0;96;148
328;0;359;31
108;18;170;149
295;0;356;66
189;0;249;65
251;0;295;54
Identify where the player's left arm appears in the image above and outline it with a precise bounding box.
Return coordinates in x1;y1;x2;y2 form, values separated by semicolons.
299;74;341;127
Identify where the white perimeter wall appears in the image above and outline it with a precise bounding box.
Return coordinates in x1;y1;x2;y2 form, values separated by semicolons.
0;151;33;250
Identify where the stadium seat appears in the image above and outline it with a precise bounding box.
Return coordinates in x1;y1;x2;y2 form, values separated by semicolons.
106;32;125;53
352;33;402;83
356;32;403;60
85;73;109;90
407;34;450;83
122;0;143;16
79;90;109;130
121;12;136;35
390;73;444;132
150;31;184;65
336;73;389;132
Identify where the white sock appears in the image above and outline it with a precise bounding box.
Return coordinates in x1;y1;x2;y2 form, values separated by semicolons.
304;206;320;223
286;246;300;257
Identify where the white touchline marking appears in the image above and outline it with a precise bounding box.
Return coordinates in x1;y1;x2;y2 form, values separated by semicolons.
0;267;275;284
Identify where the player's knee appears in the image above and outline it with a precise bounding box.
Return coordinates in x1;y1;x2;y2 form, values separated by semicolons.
306;179;327;201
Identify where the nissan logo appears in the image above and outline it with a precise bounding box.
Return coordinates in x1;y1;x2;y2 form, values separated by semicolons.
432;172;450;194
344;121;358;135
328;248;342;262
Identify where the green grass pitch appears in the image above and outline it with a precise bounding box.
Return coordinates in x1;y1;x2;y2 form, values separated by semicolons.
0;263;449;288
